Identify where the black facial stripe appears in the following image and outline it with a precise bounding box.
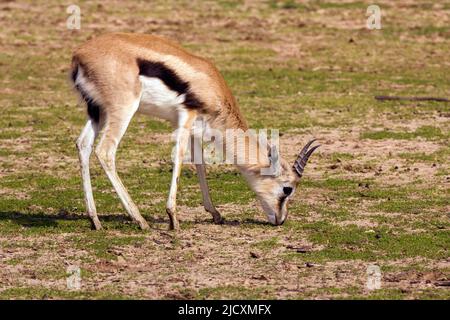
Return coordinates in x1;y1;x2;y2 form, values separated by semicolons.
278;195;287;212
137;59;204;110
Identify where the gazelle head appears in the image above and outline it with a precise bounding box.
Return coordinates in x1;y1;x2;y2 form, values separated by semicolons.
244;139;320;225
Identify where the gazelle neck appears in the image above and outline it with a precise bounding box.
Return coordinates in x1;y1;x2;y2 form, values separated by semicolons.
206;110;270;174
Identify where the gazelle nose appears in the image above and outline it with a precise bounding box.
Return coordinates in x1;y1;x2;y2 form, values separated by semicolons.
283;187;293;196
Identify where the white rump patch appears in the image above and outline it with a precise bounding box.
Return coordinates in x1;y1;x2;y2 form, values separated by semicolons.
74;66;101;104
138;76;186;122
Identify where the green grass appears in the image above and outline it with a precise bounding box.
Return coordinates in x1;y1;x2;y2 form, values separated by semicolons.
68;232;147;260
0;0;449;300
197;285;273;299
354;288;450;300
0;287;136;300
361;126;447;141
252;236;279;250
291;222;449;261
398;148;450;163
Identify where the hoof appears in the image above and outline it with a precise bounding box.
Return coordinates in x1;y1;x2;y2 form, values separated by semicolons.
213;215;224;225
91;220;103;230
168;219;179;231
207;208;223;225
138;220;150;230
166;208;179;231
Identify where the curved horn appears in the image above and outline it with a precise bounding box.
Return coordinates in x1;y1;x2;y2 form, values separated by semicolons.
293;139;320;178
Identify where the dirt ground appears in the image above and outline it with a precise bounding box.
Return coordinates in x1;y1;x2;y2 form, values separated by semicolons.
0;0;449;299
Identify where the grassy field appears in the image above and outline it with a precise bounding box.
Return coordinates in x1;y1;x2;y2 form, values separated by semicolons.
0;0;449;299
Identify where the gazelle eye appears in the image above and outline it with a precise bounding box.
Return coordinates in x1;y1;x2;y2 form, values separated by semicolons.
283;186;293;196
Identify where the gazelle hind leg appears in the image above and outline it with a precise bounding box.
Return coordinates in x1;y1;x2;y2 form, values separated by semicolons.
166;109;197;230
77;119;102;230
95;100;149;230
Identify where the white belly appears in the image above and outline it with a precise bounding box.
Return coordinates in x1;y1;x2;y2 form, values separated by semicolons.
137;76;185;124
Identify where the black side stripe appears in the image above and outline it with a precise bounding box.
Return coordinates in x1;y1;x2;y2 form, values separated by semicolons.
137;59;204;110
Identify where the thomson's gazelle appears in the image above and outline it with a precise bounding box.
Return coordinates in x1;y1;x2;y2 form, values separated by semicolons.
71;33;319;230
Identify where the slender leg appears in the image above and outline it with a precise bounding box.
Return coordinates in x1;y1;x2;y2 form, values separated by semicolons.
76;119;102;230
195;163;224;224
95;100;149;230
192;136;223;224
166;109;196;230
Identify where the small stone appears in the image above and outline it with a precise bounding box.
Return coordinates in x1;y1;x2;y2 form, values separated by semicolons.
251;275;268;281
435;280;450;287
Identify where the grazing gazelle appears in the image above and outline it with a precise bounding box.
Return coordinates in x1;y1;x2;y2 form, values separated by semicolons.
71;33;319;230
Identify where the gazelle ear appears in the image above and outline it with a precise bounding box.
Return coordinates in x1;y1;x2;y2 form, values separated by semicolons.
268;145;282;177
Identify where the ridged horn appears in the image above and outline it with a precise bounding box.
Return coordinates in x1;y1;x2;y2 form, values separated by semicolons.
293;139;320;178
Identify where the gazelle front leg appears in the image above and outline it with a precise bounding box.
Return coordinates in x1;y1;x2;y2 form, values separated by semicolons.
166;109;196;230
191;135;223;224
195;163;223;224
